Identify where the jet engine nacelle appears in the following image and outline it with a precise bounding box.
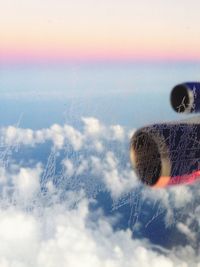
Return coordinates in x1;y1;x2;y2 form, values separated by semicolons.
130;122;200;187
171;82;200;113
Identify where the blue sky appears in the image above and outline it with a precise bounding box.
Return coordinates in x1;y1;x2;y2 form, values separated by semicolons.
0;62;200;130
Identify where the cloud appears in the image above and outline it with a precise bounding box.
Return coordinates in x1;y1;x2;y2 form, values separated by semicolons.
177;223;196;243
90;152;138;198
62;159;75;177
0;209;39;266
0;117;129;152
0;118;200;266
169;186;193;209
1;123;84;151
82;117;105;137
12;164;42;201
0;118;135;198
0;189;197;267
110;125;125;141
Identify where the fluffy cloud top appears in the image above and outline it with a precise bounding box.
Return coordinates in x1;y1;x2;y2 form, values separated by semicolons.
0;117;128;151
0;118;199;266
0;192;197;267
0;118;134;198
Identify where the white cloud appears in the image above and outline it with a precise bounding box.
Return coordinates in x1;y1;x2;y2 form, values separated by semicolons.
76;159;88;176
0;117;128;153
1;124;84;151
50;124;65;149
110;125;125;141
0;209;39;266
0;117;200;266
62;159;74;177
0;119;136;198
82;117;104;137
177;223;196;243
0;192;196;267
101;152;138;198
169;186;193;209
10;164;42;202
0;167;8;184
93;140;104;152
63;125;83;151
3;126;35;147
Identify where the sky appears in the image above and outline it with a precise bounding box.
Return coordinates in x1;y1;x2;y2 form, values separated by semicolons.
1;0;200;63
0;1;200;266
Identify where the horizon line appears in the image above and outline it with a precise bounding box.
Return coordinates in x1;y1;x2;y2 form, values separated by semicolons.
1;55;200;66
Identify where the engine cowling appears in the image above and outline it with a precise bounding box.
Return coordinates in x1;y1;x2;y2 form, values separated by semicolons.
170;82;200;113
130;122;200;187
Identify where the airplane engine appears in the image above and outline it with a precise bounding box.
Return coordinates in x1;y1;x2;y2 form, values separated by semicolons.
130;122;200;187
170;82;200;113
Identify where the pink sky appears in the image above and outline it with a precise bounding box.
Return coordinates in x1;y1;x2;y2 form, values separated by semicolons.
1;0;200;63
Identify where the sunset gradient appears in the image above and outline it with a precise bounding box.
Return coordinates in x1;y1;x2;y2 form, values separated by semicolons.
1;0;200;63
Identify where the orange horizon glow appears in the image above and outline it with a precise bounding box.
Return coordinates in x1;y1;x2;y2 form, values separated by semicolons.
1;46;200;64
1;0;200;64
1;33;200;63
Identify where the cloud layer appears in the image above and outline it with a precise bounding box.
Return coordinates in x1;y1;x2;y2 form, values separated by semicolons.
0;117;199;266
0;189;198;267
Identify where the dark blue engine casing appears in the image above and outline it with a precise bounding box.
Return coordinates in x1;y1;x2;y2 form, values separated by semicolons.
170;82;200;113
130;122;200;186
